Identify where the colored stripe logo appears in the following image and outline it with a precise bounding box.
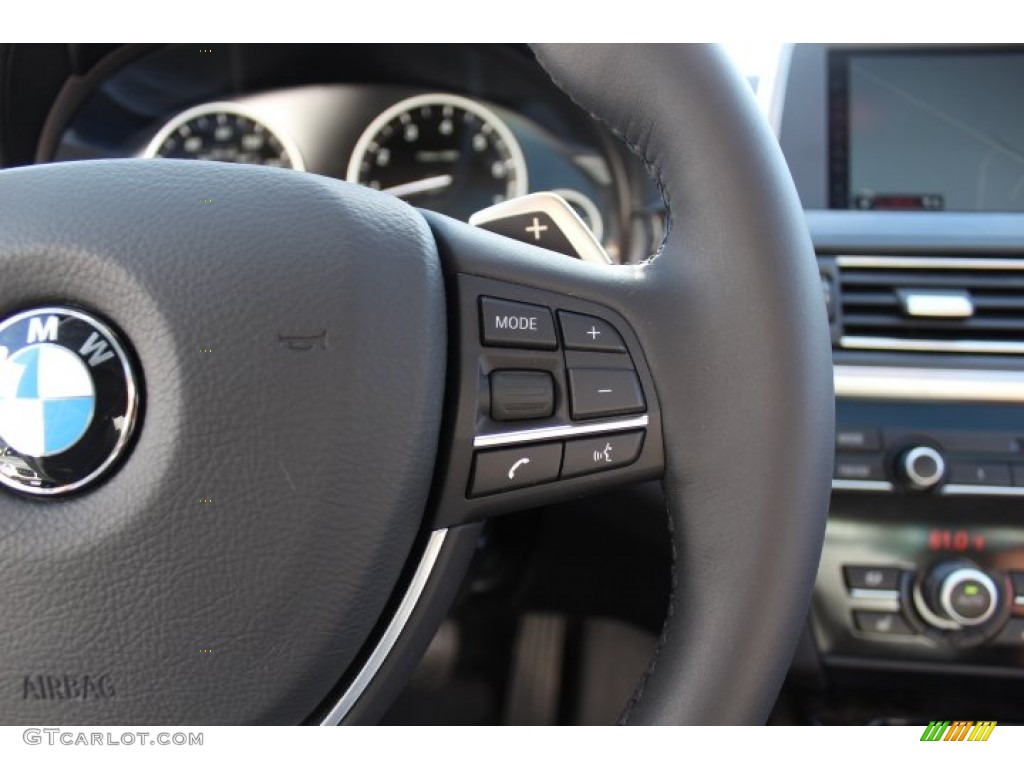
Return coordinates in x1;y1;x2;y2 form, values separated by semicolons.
920;720;996;741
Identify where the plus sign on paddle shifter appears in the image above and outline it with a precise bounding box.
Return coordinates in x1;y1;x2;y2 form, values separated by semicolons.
469;194;610;264
525;216;549;241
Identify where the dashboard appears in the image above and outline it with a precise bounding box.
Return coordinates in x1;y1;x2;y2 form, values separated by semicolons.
43;44;666;265
777;44;1024;723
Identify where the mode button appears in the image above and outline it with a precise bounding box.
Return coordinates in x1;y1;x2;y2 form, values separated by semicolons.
480;297;557;350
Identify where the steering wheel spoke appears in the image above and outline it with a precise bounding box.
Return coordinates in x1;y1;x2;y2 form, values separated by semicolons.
424;212;664;528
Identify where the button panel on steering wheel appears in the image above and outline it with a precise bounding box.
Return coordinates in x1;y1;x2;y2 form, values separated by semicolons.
431;274;664;528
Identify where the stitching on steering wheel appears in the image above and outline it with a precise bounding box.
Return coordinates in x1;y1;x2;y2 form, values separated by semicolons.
532;52;674;265
532;48;676;724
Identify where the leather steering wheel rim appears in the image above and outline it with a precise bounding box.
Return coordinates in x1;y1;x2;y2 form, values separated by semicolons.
530;44;833;723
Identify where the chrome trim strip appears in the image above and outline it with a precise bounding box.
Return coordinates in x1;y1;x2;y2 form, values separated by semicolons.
1014;596;1024;606
831;479;894;492
834;365;1024;403
942;485;1024;497
473;415;649;449
841;336;1024;355
850;589;901;601
835;255;1024;270
320;529;448;726
832;479;1024;497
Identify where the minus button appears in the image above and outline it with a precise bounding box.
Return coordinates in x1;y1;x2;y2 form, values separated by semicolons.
568;368;646;420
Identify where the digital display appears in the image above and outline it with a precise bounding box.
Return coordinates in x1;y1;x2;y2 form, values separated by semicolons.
928;528;986;553
829;49;1024;211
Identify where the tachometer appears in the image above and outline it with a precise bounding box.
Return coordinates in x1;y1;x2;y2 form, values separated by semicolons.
144;102;305;170
346;93;528;221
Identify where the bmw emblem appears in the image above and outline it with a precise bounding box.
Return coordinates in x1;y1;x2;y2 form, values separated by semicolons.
0;307;140;496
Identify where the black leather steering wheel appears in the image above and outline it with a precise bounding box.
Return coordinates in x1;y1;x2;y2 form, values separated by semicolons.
0;44;832;725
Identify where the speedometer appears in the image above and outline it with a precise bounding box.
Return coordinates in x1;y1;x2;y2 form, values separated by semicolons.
144;102;305;170
346;93;528;221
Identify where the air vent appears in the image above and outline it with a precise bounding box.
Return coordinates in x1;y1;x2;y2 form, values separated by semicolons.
834;256;1024;355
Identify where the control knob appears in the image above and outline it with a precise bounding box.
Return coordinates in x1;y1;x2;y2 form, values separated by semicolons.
898;446;945;491
919;562;999;629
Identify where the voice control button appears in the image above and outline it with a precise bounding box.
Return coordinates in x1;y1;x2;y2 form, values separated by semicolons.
561;431;645;479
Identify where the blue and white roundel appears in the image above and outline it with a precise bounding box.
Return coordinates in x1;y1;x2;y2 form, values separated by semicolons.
0;343;96;457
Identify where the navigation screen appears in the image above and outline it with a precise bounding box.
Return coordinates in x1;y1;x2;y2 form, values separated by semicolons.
829;49;1024;211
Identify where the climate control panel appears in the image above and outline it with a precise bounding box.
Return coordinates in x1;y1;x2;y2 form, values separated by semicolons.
814;511;1024;667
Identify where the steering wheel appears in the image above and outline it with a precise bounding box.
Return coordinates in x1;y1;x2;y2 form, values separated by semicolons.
0;44;832;725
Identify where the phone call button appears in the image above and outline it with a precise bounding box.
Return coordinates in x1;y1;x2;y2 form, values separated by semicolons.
470;442;563;497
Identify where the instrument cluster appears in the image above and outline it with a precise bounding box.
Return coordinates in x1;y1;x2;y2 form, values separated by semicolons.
51;45;658;263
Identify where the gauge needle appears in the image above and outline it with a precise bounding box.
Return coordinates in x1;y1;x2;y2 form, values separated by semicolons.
380;174;453;198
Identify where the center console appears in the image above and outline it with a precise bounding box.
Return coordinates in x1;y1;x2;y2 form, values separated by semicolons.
817;237;1024;680
776;44;1024;709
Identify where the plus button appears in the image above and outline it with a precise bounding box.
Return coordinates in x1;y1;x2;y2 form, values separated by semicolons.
525;217;548;241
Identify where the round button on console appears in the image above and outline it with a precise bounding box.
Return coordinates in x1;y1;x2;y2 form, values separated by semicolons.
899;446;946;490
940;568;998;627
917;562;1001;631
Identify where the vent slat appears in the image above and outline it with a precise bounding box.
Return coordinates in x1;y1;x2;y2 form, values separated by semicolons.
970;295;1024;311
833;257;1024;355
841;292;900;308
843;314;1024;332
843;290;1024;312
841;272;1024;290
